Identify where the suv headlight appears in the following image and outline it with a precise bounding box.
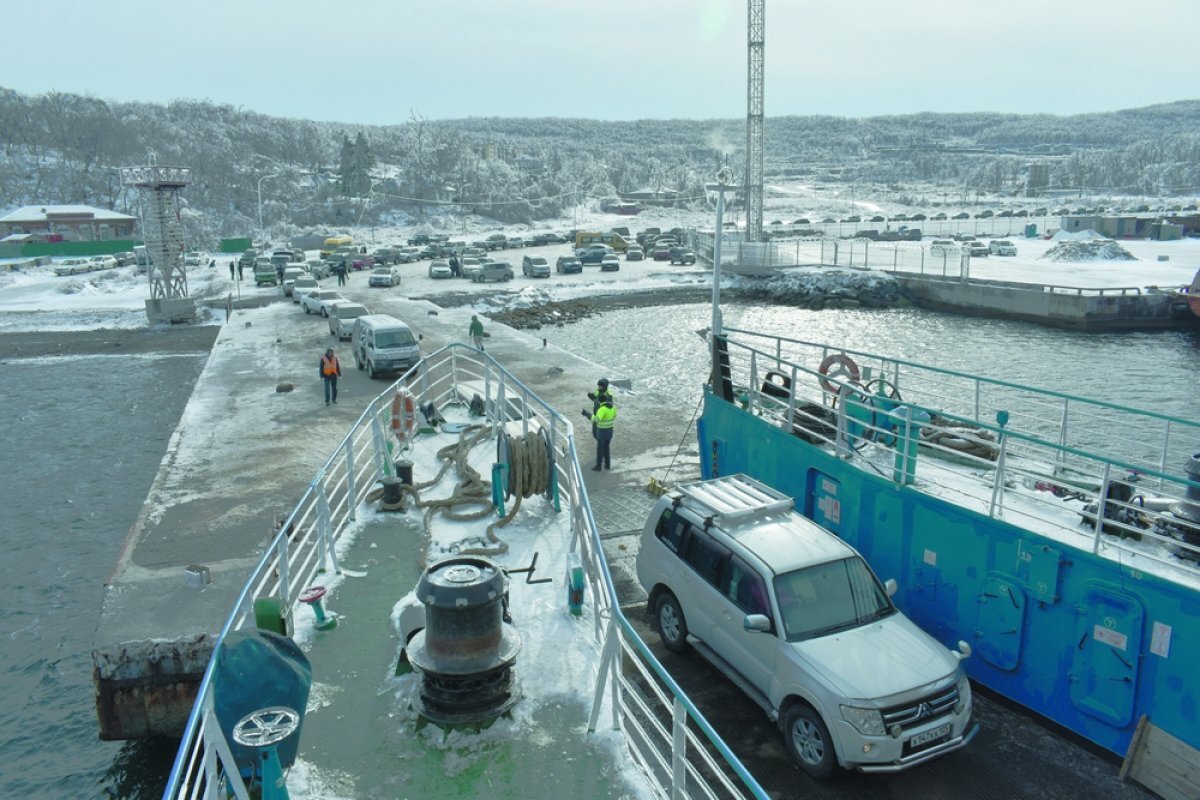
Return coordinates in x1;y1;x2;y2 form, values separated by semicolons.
955;673;972;716
840;705;885;736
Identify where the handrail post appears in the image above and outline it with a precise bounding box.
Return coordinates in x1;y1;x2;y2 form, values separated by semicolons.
671;697;688;800
484;360;493;428
316;482;340;575
1159;420;1171;490
786;365;797;434
1056;398;1070;469
370;399;390;478
749;351;758;415
343;439;357;521
1094;463;1112;554
587;617;620;733
277;534;291;617
989;412;1011;517
451;347;459;401
521;385;530;437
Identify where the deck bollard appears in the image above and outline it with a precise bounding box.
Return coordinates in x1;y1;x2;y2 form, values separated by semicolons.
299;586;336;630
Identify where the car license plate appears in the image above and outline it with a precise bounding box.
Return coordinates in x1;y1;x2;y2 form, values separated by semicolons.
909;723;951;749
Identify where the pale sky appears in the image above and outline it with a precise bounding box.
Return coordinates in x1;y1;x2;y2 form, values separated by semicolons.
7;0;1195;124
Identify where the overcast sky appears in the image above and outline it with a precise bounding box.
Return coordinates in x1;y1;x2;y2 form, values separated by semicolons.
7;0;1194;124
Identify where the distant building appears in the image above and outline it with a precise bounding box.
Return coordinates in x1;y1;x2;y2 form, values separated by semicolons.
1026;163;1050;195
0;205;137;241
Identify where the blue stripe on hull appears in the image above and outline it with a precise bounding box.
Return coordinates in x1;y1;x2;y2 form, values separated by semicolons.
700;392;1199;757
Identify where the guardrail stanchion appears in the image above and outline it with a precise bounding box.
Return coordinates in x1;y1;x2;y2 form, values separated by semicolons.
316;482;340;575
521;386;530;437
1093;463;1112;554
277;534;291;622
671;697;688;800
343;440;356;521
370;399;390;478
587;617;621;733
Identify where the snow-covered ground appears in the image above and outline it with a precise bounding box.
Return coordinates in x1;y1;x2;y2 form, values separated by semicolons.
2;180;1197;334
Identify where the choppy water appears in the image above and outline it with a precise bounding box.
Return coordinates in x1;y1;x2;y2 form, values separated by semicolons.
1;353;207;798
2;303;1198;798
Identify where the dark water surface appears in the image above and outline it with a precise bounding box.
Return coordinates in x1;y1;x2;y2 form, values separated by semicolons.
1;349;209;798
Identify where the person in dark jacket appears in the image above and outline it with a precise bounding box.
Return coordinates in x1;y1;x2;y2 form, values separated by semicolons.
319;348;342;405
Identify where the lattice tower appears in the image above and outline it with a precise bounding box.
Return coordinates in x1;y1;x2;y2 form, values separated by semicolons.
745;0;765;242
120;160;191;301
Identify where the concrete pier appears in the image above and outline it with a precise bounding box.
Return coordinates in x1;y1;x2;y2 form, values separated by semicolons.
899;274;1198;331
92;288;692;739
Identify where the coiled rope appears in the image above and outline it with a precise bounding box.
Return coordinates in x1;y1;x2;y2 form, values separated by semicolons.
366;425;554;557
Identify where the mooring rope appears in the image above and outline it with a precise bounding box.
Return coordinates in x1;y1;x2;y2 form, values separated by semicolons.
366;424;554;557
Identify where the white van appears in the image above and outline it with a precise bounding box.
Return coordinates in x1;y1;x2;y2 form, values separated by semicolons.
351;314;421;379
636;474;976;778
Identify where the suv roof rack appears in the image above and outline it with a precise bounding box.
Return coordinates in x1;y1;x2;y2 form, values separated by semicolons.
675;474;794;524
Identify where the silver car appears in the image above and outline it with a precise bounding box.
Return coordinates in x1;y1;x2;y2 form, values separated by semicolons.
636;475;975;779
368;266;401;287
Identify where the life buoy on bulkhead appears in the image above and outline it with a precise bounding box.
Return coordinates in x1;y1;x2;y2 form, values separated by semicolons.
818;353;860;394
390;390;417;440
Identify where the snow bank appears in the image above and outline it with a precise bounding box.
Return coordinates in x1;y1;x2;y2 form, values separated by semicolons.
1040;239;1137;262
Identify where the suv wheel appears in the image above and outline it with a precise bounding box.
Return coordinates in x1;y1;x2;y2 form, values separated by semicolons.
653;593;689;653
367;361;377;379
782;705;838;779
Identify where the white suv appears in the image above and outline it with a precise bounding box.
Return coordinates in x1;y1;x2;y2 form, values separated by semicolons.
636;474;976;778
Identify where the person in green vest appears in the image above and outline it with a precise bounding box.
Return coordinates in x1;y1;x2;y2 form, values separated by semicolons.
469;315;485;350
582;396;616;471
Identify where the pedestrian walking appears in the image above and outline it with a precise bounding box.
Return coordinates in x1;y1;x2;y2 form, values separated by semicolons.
336;260;347;286
228;260;235;280
586;377;614;439
469;314;485;350
582;396;616;471
319;348;342;405
237;259;244;281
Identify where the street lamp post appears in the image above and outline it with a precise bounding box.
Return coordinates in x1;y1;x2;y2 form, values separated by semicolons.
457;183;472;236
257;173;281;233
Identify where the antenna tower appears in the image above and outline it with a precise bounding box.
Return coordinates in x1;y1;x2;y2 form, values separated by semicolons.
745;0;765;242
120;157;195;324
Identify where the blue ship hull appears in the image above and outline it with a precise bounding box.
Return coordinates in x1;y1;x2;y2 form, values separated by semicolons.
699;392;1198;758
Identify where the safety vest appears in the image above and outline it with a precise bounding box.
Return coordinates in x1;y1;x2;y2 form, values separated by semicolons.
594;403;616;429
321;355;339;376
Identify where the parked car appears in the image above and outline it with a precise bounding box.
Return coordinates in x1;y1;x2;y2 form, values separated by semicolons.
521;255;550;278
542;232;566;243
183;251;206;266
600;254;620;272
54;257;93;276
472;261;513;283
967;242;989;258
301;289;346;315
460;258;483;279
371;247;401;265
951;212;970;220
505;236;525;248
843;215;862;223
929;240;956;253
89;254;119;271
975;210;994;219
485;233;508;250
369;266;401;287
625;246;644;261
428;260;453;279
556;256;583;274
328;302;369;340
988;240;1017;256
652;242;673;261
291;277;319;302
281;266;308;296
418;245;440;260
637;475;975;779
668;247;696;265
112;251;136;267
306;259;330;279
254;260;278;286
578;244;612;265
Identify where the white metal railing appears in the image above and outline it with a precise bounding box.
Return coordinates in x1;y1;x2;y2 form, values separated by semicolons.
164;344;768;800
719;329;1200;575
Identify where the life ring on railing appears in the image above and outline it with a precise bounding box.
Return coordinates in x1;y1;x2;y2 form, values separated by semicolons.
818;353;860;394
390;390;417;440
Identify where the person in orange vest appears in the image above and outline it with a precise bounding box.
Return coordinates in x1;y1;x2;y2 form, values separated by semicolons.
319;348;342;405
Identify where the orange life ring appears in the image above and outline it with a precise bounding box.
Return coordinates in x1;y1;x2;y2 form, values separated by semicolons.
390;390;416;439
818;353;860;393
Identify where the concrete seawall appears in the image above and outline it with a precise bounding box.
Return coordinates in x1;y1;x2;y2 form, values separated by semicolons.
898;274;1198;331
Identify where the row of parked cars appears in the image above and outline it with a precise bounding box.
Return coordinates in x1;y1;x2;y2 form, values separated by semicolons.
290;274;421;380
53;254;123;275
929;236;1018;257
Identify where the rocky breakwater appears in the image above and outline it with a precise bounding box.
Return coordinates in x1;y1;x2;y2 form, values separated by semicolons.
732;267;910;310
